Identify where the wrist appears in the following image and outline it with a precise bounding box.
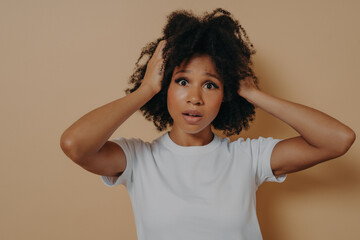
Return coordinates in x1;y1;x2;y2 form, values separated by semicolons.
138;84;158;98
240;88;260;106
139;83;159;95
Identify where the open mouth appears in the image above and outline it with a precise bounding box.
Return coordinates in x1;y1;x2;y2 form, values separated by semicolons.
182;113;202;117
182;113;203;124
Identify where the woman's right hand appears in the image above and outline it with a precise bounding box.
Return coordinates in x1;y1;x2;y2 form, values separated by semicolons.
140;40;167;95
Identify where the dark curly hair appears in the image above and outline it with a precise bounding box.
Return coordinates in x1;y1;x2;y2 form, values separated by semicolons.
125;8;259;137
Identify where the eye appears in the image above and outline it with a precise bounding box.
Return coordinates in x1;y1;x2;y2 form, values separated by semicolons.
175;78;188;86
204;82;219;90
174;78;220;89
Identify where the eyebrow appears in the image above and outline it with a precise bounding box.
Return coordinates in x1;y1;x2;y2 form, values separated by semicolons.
174;70;221;81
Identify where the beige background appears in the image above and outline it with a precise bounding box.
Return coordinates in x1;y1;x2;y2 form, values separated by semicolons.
1;0;359;239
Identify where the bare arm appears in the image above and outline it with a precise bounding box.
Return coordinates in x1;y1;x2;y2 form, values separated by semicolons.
60;40;166;176
60;85;156;161
238;77;356;176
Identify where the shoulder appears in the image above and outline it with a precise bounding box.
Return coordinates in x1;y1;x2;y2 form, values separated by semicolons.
231;136;280;146
111;136;153;153
111;135;154;145
227;136;281;155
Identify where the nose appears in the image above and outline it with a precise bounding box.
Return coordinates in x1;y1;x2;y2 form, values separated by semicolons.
186;86;203;105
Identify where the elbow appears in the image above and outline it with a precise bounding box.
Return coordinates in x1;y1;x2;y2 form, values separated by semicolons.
343;129;356;153
333;128;356;157
60;132;84;162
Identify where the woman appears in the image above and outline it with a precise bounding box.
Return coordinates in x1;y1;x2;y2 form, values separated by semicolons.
60;8;355;240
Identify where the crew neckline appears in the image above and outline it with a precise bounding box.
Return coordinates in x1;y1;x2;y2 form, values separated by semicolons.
159;131;222;155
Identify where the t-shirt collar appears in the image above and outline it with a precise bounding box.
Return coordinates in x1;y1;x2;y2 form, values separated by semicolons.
159;131;221;155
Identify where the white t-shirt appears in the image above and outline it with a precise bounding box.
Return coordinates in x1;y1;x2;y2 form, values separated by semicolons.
101;131;287;240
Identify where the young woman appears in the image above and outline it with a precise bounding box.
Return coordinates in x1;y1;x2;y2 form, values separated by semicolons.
60;8;355;240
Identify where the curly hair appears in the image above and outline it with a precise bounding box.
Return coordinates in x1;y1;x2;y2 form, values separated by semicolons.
125;8;259;137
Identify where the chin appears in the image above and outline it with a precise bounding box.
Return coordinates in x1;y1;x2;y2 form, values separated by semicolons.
179;124;212;135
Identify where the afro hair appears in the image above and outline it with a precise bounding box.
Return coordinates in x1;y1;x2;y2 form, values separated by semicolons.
125;8;259;137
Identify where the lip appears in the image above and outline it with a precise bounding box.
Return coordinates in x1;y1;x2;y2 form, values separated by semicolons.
182;109;203;117
182;113;203;124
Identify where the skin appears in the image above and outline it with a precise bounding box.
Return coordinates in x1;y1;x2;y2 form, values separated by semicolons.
60;39;356;178
154;40;356;177
238;77;356;176
167;53;224;147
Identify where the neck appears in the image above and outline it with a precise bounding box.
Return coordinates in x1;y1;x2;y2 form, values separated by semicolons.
168;127;214;147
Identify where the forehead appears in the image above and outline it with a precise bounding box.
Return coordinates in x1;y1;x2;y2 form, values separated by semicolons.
173;54;221;80
174;54;216;73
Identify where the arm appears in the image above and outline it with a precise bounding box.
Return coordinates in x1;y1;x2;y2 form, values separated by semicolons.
238;77;356;176
60;40;166;175
60;85;156;162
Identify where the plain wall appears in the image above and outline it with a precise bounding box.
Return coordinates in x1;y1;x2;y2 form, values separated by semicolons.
1;0;359;239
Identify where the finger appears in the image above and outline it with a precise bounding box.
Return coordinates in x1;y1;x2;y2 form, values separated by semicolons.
159;48;165;59
151;40;166;63
159;60;166;75
158;40;166;52
153;41;162;57
156;40;165;52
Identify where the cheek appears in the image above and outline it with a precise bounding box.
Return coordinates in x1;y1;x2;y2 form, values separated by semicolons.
167;86;174;107
167;85;181;115
206;94;223;114
167;85;186;106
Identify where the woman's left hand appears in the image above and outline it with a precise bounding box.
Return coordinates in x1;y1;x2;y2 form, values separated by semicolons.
237;77;259;105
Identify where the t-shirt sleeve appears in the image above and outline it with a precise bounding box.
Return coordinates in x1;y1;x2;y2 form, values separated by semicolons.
249;136;287;187
100;137;139;188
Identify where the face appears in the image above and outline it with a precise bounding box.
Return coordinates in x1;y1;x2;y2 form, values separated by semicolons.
167;54;224;135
